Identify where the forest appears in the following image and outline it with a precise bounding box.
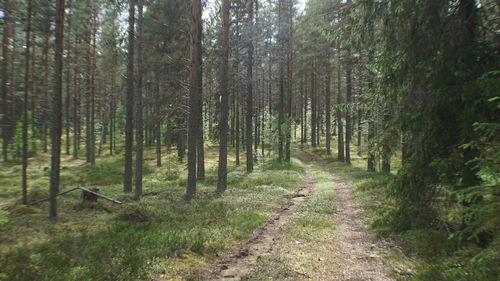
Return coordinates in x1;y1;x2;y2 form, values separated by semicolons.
0;0;499;280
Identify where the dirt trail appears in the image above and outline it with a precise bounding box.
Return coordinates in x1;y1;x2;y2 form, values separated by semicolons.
306;151;394;281
204;164;316;280
205;151;394;280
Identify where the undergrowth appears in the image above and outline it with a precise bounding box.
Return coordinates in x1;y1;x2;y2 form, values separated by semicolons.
308;146;499;281
0;148;305;281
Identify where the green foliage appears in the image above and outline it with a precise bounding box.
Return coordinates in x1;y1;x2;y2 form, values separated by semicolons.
0;210;9;226
414;238;500;281
76;157;153;186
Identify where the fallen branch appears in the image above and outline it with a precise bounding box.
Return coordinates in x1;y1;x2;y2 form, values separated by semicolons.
29;187;122;205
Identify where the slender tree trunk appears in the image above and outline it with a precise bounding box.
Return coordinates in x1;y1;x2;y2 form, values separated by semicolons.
367;52;376;171
278;1;285;162
310;61;316;148
300;79;304;144
261;70;265;156
109;20;118;156
285;2;293;162
155;78;161;167
367;120;376;171
337;60;344;162
1;0;12;162
357;108;362;155
345;48;352;164
304;75;308;146
124;0;135;193
135;0;144;200
217;0;230;192
245;0;254;172
196;0;205;180
42;34;49;153
187;0;203;197
85;29;92;163
22;0;33;205
73;38;80;158
65;8;72;156
31;33;38;154
234;21;241;165
89;11;96;165
254;0;260;160
49;0;66;218
235;98;240;165
10;20;17;158
381;115;391;173
325;59;332;155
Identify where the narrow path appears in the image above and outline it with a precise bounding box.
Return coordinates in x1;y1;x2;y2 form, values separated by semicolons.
204;164;316;280
205;151;394;280
305;151;394;280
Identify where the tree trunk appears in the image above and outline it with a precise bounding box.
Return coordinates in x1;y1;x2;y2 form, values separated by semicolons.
217;0;230;192
65;9;72;156
187;0;203;198
30;32;38;154
22;0;33;205
124;0;135;193
285;2;293;162
1;0;12;161
278;1;285;162
345;47;352;164
196;0;205;180
155;78;161;167
89;10;96;165
245;0;254;172
73;37;80;159
325;59;332;155
310;61;316;148
337;59;344;162
42;33;49;154
49;0;66;218
236;99;240;165
135;0;144;201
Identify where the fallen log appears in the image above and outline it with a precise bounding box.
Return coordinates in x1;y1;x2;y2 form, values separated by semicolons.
29;187;122;205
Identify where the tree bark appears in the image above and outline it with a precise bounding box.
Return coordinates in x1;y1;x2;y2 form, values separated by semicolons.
245;0;254;172
49;0;66;218
135;0;144;200
285;1;293;162
337;56;345;162
325;59;332;155
155;78;161;167
124;0;135;193
1;0;12;162
65;6;72;156
42;33;49;153
278;1;285;162
73;37;81;159
345;47;352;164
310;61;316;148
217;0;230;193
22;0;33;205
89;9;96;165
187;0;203;197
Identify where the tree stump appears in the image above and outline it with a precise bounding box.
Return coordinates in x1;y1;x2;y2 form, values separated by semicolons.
82;188;99;201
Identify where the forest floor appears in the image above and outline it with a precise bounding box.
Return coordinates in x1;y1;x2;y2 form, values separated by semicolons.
0;144;417;281
206;149;398;281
